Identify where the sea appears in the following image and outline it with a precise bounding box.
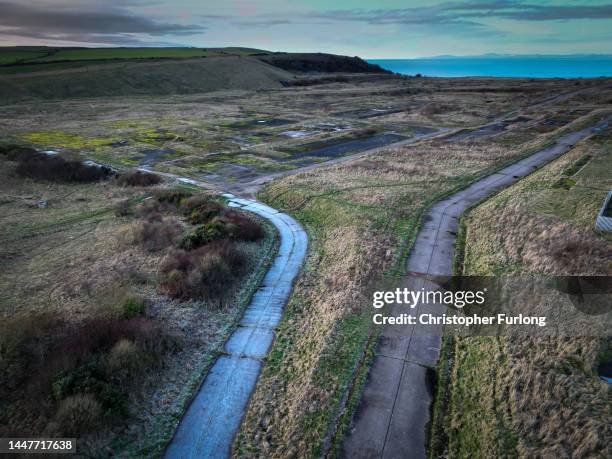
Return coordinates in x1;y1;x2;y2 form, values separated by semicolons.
368;56;612;78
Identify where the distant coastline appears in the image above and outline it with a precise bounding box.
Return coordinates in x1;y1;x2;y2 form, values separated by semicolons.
368;55;612;78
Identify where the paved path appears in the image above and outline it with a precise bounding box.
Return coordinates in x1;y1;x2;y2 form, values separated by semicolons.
164;195;307;459
341;117;609;459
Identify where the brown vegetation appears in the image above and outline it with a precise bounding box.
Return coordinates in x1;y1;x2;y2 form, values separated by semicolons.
0;146;114;182
116;169;162;187
0;308;179;438
160;241;246;303
446;131;612;458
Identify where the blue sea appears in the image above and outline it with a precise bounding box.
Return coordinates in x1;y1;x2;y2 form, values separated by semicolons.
368;56;612;78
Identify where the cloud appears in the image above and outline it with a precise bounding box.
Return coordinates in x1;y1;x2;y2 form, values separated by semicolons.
306;1;612;25
0;1;204;45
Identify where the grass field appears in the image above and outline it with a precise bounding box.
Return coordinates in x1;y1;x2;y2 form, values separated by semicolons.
0;76;594;193
434;124;611;458
233;88;612;457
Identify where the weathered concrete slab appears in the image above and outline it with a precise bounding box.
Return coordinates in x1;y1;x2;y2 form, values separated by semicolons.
165;196;307;458
164;356;261;459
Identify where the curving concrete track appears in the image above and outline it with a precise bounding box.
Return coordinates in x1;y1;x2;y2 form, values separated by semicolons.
341;117;610;459
164;194;307;459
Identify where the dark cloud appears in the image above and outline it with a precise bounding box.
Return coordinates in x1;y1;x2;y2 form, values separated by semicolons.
0;1;204;44
307;1;612;25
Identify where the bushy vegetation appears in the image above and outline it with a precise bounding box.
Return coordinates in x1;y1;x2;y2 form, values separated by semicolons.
117;170;162;187
0;144;112;182
0;302;180;438
160;241;246;302
126;214;183;252
123;191;264;305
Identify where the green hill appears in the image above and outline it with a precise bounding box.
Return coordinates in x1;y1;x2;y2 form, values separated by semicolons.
0;56;292;103
0;47;390;104
0;46;270;66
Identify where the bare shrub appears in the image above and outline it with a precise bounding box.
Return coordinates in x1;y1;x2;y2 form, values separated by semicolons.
180;194;215;212
0;144;38;161
117;170;162;187
106;339;145;384
0;313;60;393
115;199;132;217
159;241;246;302
129;217;182;252
219;211;265;242
47;394;103;436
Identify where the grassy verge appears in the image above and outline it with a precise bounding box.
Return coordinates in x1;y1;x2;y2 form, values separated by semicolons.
432;122;611;457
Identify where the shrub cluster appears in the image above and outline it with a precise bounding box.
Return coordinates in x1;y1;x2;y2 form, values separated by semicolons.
5;149;113;183
0;143;38;160
117;170;162;187
129;214;182;252
181;210;264;249
0;301;180;436
159;240;246;302
126;191;265;303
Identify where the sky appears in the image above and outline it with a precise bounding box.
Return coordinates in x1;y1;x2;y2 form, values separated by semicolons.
1;0;611;58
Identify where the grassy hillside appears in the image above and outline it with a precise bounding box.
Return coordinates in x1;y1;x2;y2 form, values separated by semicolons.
0;56;293;103
258;52;390;74
0;46;270;66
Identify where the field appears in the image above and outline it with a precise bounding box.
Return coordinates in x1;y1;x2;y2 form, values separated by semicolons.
433;126;612;458
0;75;596;194
231;83;612;457
1;58;611;458
0;153;276;455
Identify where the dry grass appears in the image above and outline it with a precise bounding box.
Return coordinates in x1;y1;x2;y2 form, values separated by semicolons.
446;129;612;458
235;100;612;457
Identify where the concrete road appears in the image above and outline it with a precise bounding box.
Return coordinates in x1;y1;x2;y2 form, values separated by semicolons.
164;196;307;459
340;117;610;459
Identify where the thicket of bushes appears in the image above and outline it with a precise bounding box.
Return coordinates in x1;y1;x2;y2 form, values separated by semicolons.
0;144;112;183
160;241;246;301
124;191;265;305
117;170;162;187
0;301;180;437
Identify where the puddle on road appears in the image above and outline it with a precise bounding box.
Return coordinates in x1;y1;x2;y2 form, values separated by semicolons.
280;130;311;138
